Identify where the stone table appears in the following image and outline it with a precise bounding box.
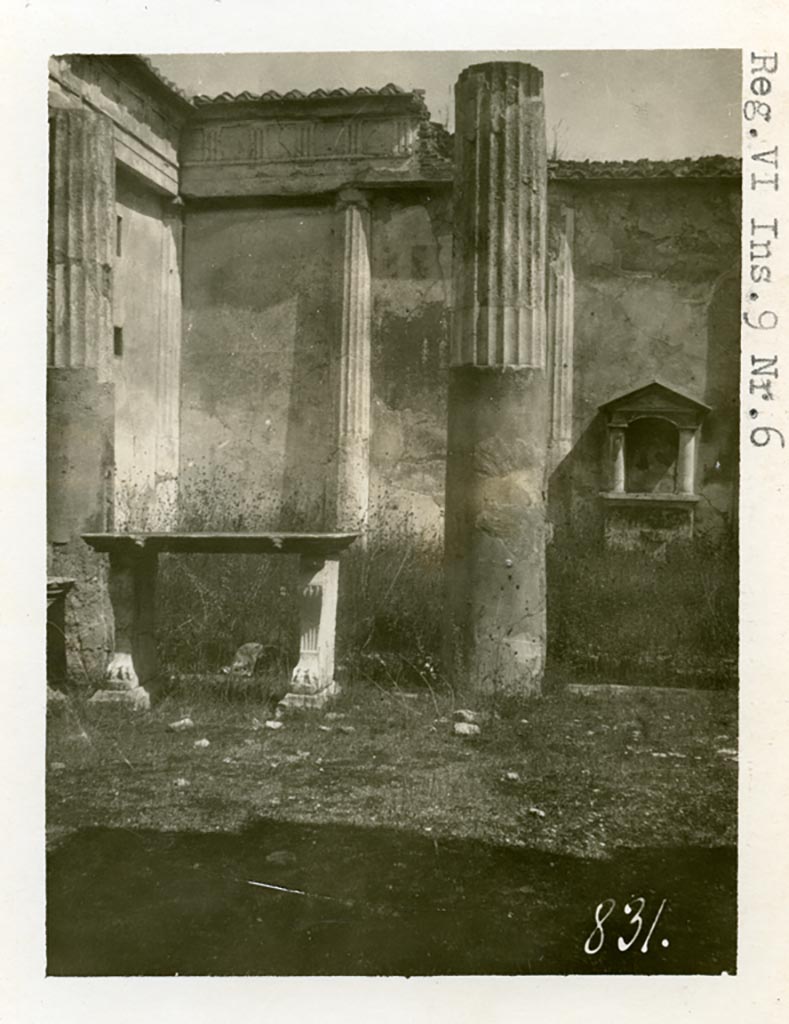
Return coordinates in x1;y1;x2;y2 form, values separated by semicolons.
82;532;359;711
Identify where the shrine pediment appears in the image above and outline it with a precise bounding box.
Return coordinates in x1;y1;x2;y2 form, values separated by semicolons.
599;380;711;428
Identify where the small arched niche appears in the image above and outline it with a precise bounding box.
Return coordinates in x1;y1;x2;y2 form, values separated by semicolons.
598;381;711;548
625;416;679;494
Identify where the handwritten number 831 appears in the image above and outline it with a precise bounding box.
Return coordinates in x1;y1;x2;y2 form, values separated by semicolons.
584;897;668;955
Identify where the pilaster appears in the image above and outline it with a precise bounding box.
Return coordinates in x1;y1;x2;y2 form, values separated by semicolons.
333;188;372;534
548;210;575;467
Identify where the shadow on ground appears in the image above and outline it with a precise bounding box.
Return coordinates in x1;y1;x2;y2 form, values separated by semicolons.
47;819;735;976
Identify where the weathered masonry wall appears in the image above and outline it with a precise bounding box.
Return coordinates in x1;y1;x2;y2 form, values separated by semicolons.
47;55;190;682
179;189;453;536
179;174;740;542
548;178;741;542
369;191;452;536
180;201;337;528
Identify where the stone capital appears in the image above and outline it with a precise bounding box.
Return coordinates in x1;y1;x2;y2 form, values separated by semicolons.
335;187;370;211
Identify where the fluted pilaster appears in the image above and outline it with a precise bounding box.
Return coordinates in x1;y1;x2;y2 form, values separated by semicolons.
155;204;183;523
48;108;116;383
451;62;547;367
548;216;575;467
333;189;372;532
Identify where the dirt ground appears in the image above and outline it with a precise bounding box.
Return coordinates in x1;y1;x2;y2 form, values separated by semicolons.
46;680;738;976
47;681;737;857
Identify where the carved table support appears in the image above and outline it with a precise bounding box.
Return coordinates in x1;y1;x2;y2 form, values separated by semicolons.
278;555;340;712
89;545;157;710
83;532;357;716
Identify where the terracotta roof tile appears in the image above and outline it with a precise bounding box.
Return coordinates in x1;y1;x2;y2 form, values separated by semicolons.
549;156;740;179
192;82;420;106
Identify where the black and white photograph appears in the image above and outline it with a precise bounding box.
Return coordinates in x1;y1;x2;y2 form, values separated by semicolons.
43;46;741;976
2;0;789;1019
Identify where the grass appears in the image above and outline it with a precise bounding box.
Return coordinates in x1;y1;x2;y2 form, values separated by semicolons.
113;463;738;688
47;678;737;860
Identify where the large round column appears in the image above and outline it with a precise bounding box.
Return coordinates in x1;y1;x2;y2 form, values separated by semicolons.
443;62;549;697
48;108;116;383
47;107;117;683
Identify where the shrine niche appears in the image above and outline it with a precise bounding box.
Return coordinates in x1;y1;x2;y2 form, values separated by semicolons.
598;381;711;549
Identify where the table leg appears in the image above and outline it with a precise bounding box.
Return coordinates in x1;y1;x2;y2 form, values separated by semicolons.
89;546;157;710
279;555;340;711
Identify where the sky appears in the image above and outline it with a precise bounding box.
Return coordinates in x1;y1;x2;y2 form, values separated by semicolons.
147;50;740;161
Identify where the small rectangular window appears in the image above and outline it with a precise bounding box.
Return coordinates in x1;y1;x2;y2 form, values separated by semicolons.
116;215;123;257
113;326;124;357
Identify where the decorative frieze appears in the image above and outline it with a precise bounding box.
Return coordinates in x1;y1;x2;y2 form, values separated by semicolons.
182;115;418;166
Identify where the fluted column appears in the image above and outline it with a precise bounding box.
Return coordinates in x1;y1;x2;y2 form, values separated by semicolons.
47;108;117;682
444;62;549;697
48;108;115;383
333;189;372;534
548;213;575;468
451;62;547;366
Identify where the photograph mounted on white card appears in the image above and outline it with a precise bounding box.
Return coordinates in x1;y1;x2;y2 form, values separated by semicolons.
45;48;740;977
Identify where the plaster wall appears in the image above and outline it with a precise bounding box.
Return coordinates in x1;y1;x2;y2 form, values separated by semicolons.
178;178;739;542
369;191;452;537
114;168;179;526
550;180;741;540
179;201;336;528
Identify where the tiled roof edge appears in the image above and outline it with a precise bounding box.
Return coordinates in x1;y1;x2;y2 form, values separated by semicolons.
125;55;195;109
549;156;741;179
191;83;426;108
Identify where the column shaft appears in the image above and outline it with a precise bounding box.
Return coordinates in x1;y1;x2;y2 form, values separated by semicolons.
48;108;116;383
452;63;547;367
444;62;549;697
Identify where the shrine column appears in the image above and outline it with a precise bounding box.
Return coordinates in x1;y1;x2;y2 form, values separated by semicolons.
610;427;627;493
332;188;372;535
443;62;549;697
677;427;698;495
